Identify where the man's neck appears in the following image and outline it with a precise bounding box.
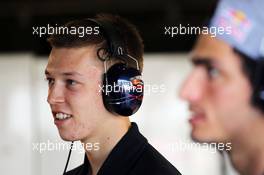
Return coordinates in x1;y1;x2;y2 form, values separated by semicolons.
81;118;131;175
229;117;264;175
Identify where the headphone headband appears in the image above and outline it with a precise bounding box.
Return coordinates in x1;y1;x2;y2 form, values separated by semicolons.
86;18;127;58
86;18;140;71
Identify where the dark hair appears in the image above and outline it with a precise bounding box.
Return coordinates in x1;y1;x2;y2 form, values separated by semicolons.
47;14;144;72
234;48;264;113
234;49;257;87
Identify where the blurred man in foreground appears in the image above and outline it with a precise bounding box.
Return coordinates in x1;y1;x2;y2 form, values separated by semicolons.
180;0;264;174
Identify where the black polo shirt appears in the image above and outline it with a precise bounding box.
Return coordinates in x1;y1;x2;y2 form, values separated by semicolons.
64;122;181;175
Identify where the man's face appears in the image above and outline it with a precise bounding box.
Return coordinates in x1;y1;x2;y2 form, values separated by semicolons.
45;46;108;141
180;34;255;143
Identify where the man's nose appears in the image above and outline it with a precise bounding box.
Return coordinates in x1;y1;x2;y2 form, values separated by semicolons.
179;67;207;103
47;84;65;105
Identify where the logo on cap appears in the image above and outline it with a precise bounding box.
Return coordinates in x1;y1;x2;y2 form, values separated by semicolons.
217;7;252;43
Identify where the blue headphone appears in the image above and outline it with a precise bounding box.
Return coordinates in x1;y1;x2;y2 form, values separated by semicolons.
88;18;144;116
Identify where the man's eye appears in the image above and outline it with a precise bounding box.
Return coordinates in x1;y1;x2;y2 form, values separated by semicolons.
66;79;77;86
45;77;55;85
206;66;220;79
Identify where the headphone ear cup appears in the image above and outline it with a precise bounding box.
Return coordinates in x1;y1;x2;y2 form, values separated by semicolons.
102;63;144;116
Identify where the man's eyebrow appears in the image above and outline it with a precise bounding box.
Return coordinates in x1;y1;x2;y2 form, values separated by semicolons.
62;72;83;76
44;70;83;76
191;57;214;68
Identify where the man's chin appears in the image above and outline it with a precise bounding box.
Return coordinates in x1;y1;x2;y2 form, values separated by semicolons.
191;129;219;143
60;137;74;142
58;131;77;142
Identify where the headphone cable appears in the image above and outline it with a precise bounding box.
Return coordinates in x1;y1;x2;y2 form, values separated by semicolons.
63;141;74;175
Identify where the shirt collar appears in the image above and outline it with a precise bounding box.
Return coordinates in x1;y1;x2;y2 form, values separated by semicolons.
80;122;148;175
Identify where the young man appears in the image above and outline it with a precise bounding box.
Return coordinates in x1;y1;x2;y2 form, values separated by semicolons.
180;0;264;174
45;14;181;175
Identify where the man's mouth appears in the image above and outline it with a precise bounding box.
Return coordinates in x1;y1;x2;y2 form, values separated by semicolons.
53;112;73;121
189;112;206;125
189;107;206;125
